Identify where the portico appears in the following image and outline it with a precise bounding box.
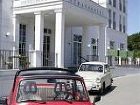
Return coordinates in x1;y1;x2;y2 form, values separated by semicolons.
13;0;107;68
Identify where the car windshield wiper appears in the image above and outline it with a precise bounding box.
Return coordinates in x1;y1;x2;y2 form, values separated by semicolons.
19;99;46;104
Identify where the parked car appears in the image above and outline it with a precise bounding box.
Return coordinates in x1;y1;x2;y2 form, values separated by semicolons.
0;67;100;105
77;62;113;93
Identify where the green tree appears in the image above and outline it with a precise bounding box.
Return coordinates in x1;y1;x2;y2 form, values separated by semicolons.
128;32;140;57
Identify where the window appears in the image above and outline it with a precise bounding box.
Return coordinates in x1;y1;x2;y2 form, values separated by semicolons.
17;78;89;102
108;9;112;28
119;0;122;11
113;0;116;7
73;35;82;66
123;17;126;33
91;38;96;45
19;24;27;68
79;64;103;72
44;28;52;34
43;28;52;66
91;38;97;56
110;41;115;49
113;12;116;29
120;43;124;50
119;15;122;32
108;0;112;5
123;0;126;13
19;24;26;56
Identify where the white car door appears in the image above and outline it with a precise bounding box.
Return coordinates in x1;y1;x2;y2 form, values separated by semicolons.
103;65;112;88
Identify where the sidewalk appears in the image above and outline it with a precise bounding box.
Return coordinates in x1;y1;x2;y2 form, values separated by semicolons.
111;66;140;78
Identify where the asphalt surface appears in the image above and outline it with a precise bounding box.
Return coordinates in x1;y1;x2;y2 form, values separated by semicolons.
94;74;140;105
111;66;140;78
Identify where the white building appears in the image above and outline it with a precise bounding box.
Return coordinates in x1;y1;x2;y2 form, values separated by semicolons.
0;0;128;69
93;0;128;66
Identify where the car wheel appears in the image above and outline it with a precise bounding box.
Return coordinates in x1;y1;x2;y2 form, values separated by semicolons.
107;79;113;90
100;82;105;94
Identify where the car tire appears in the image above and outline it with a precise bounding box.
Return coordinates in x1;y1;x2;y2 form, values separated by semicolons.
100;82;105;94
107;79;113;90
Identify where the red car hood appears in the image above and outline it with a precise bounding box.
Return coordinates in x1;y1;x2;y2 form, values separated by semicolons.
16;101;92;105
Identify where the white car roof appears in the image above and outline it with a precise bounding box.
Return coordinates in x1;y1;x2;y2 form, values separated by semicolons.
81;61;107;65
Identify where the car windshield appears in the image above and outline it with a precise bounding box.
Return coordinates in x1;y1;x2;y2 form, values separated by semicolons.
17;78;89;103
79;64;103;72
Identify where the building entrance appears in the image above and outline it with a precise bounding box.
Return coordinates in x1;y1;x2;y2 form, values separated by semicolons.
73;35;82;66
43;29;51;66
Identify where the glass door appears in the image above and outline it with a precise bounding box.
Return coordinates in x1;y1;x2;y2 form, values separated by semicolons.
73;35;82;66
43;29;51;66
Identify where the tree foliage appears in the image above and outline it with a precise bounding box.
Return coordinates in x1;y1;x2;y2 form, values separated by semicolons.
128;32;140;57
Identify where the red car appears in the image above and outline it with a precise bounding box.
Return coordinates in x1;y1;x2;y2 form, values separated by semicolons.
0;67;100;105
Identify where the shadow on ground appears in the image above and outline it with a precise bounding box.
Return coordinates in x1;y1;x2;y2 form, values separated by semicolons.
89;85;117;96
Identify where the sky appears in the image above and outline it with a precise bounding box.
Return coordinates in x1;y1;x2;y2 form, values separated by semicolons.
127;0;140;35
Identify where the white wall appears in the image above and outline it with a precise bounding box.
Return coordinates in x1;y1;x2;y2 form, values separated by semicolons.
0;0;13;50
107;28;127;50
107;0;127;33
64;27;82;67
64;27;73;67
82;26;99;59
0;0;2;49
64;26;103;67
93;0;128;51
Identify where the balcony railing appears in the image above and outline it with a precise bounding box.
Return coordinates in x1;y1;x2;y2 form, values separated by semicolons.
0;50;29;69
0;50;55;70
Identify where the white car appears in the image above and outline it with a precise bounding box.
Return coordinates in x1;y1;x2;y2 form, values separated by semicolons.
76;61;113;93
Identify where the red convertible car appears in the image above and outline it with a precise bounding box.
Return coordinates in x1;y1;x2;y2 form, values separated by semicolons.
0;67;100;105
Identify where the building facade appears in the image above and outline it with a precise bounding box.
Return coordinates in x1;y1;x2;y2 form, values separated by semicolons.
92;0;128;66
0;0;128;69
0;0;13;50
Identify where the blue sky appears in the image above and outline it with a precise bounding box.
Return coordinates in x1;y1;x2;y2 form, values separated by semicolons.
127;0;140;35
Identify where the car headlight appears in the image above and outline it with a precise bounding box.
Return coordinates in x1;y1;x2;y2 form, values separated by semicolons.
96;78;101;83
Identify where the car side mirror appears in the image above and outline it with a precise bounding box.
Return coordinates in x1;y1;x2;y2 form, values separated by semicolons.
93;95;101;103
0;96;7;105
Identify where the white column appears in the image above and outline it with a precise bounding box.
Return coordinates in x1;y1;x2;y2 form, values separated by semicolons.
128;57;132;65
55;9;65;67
82;26;90;60
32;11;44;67
119;57;122;65
98;24;107;62
13;14;19;69
34;12;44;51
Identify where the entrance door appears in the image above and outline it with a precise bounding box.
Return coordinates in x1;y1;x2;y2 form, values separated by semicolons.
73;35;82;66
43;33;50;66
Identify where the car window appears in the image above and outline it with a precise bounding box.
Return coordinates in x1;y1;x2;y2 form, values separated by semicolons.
104;65;110;73
79;64;103;72
17;78;89;103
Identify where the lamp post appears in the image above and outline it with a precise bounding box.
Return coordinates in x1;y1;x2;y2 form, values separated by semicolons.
88;44;91;61
117;48;120;65
107;46;110;65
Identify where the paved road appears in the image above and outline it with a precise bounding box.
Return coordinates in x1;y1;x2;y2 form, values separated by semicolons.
0;70;17;97
111;66;140;78
90;74;140;105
